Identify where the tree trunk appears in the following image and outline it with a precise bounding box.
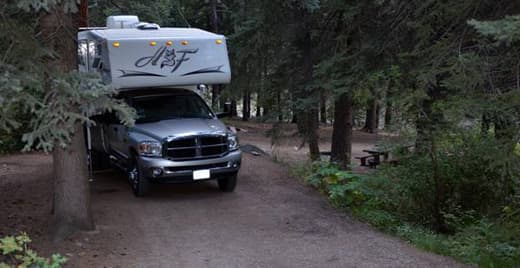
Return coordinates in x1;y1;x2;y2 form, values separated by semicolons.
52;123;94;239
375;103;380;129
481;112;491;134
277;91;283;121
384;101;392;128
363;99;377;133
330;93;353;169
230;99;238;117
211;85;219;110
41;3;94;240
429;135;447;233
384;81;393;128
256;93;261;117
291;113;297;124
242;91;250;121
209;0;220;110
416;83;442;152
307;108;320;161
210;0;219;33
219;85;226;111
320;91;327;124
301;31;320;161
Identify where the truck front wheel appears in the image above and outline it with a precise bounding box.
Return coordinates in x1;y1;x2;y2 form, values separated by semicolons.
217;173;237;192
128;156;150;197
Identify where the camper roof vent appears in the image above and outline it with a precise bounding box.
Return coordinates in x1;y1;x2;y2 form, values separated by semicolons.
136;22;160;30
106;15;140;29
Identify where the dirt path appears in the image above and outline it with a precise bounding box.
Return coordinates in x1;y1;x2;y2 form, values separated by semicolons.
0;125;464;267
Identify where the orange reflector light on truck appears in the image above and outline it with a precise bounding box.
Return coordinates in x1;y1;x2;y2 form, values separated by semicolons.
181;40;189;46
166;41;173;46
150;41;157;46
112;42;120;48
216;39;223;45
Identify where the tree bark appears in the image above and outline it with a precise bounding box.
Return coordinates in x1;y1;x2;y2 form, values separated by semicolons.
384;84;393;128
209;0;221;110
242;91;250;121
307;108;320;161
41;3;94;240
416;83;443;152
301;31;320;161
363;99;377;133
330;93;353;169
256;93;261;117
320;91;327;124
210;0;219;33
384;101;392;128
52;123;94;239
230;99;238;117
481;112;491;134
277;90;283;122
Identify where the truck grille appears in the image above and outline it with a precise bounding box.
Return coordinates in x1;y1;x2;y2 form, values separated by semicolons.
166;135;228;161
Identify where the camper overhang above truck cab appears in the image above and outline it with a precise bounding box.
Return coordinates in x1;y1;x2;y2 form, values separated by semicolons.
78;16;231;90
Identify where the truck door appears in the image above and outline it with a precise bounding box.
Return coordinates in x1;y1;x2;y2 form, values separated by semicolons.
107;114;129;160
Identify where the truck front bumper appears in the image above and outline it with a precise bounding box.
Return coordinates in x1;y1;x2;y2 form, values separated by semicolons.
138;150;242;183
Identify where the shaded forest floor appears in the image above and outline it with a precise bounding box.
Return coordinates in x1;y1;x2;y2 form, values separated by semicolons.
0;122;464;267
228;119;390;167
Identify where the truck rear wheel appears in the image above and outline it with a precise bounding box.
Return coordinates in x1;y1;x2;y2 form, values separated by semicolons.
217;174;237;192
128;156;150;197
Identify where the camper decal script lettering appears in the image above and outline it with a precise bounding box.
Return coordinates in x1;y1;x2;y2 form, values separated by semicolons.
135;47;199;73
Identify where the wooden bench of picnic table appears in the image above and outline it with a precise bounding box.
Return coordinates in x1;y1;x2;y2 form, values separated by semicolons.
355;148;391;168
363;149;390;162
355;155;373;167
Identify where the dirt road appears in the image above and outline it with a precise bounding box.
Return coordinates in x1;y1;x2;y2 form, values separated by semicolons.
1;151;463;267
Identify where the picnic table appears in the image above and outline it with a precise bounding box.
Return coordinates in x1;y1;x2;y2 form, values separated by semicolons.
363;149;390;162
355;148;390;168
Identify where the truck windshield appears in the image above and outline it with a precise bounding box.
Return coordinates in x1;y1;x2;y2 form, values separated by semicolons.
132;94;214;123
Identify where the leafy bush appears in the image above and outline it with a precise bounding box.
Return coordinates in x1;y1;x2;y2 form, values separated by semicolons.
0;111;31;155
380;133;520;230
305;144;520;267
0;233;66;268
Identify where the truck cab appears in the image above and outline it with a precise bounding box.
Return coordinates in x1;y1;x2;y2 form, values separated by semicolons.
80;16;241;196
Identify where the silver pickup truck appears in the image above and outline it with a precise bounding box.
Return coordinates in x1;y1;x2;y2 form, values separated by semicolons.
90;88;241;196
80;16;241;196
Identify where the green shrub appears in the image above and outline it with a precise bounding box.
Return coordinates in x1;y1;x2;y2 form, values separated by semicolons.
0;112;30;155
0;233;66;268
379;133;520;230
305;144;520;267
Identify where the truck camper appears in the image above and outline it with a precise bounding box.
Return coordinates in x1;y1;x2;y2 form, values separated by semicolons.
79;16;241;196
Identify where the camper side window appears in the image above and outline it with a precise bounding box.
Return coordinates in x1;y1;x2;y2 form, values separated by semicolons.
78;40;88;72
88;41;102;71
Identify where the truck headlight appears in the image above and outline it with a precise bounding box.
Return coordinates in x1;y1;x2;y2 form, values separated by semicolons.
138;141;162;157
227;135;239;151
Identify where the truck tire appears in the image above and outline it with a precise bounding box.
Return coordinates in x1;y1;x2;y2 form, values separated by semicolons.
218;173;237;192
128;156;150;197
